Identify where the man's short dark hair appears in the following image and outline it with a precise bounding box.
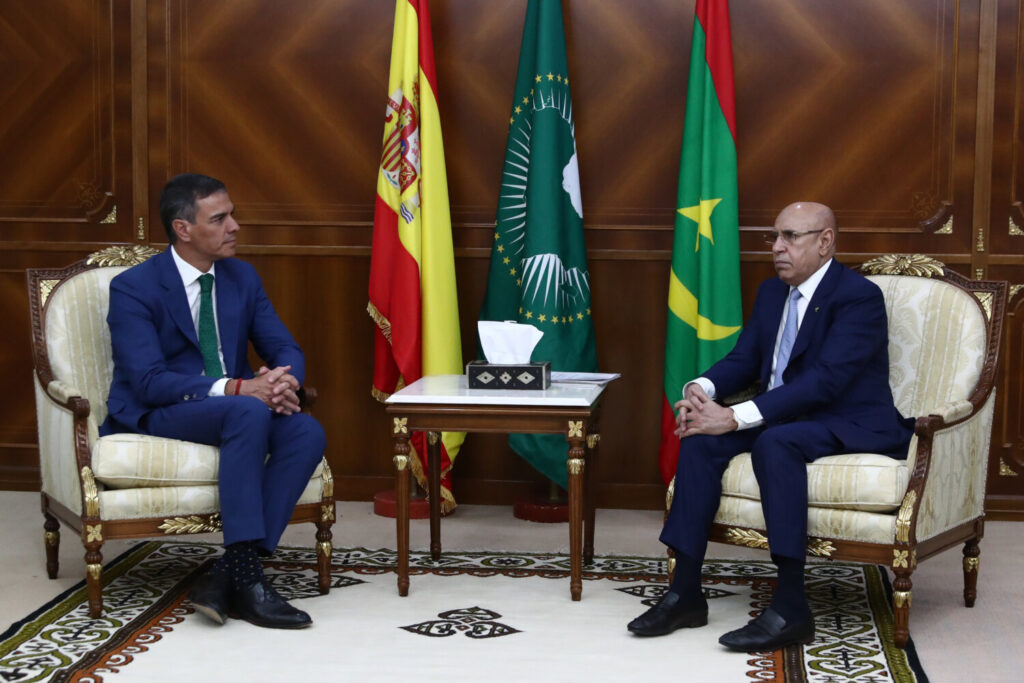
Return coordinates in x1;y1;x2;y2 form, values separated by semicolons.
159;174;227;244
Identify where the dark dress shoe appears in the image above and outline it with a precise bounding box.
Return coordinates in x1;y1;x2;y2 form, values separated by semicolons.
718;607;814;652
230;578;312;629
627;591;709;636
187;569;230;625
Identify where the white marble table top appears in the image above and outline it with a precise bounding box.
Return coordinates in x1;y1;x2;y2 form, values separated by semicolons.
385;374;606;407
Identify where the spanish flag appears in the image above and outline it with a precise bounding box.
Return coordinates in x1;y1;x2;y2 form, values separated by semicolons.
368;0;464;512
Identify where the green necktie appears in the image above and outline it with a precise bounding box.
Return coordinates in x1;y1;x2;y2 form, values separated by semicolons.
197;273;224;379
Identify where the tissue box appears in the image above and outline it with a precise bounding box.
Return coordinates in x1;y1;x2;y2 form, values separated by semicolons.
466;360;551;390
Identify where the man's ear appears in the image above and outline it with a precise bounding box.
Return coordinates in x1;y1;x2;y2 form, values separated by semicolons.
819;228;835;255
172;218;191;243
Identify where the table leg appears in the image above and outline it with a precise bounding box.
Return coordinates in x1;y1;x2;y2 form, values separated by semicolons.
427;431;442;561
393;420;411;596
584;433;599;566
567;420;585;601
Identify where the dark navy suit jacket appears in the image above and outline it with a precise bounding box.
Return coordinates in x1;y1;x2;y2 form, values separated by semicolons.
704;259;914;456
100;249;304;435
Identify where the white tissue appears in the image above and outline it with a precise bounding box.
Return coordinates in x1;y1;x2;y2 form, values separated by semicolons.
478;321;543;364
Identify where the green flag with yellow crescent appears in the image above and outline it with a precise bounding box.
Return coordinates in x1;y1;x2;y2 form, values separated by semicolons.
659;0;743;484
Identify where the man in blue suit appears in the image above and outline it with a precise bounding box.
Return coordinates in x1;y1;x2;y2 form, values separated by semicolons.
628;202;914;651
102;174;326;629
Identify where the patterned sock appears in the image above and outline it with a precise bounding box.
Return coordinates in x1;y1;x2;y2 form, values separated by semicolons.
222;541;265;590
668;551;705;606
769;554;810;622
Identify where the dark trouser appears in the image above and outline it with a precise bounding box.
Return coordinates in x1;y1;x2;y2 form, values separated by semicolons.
660;422;842;563
143;396;326;552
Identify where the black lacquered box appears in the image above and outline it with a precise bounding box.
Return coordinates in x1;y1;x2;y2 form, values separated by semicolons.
466;360;551;390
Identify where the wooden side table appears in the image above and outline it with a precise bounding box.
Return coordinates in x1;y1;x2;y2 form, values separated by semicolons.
386;374;608;601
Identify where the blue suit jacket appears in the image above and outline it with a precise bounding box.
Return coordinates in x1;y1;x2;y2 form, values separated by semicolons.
704;259;914;456
101;249;305;435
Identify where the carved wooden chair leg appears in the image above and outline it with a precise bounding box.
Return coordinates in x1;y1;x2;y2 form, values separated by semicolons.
315;510;334;595
962;538;980;607
83;536;104;618
892;568;913;649
43;505;60;579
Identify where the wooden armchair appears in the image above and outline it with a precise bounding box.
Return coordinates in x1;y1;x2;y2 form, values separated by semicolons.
28;246;335;618
667;254;1007;648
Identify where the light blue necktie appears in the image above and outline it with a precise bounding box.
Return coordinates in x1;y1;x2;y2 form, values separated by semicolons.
772;288;802;388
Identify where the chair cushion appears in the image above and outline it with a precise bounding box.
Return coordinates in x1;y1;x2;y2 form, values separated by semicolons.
92;433;324;488
98;478;324;520
720;452;909;512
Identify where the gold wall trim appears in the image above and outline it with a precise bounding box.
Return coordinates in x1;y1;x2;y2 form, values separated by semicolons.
1000;457;1020;476
100;205;117;224
936;216;954;234
136;217;146;240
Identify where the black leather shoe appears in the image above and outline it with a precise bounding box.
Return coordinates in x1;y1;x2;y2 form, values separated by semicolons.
230;578;312;629
627;591;708;636
187;569;230;625
718;607;814;652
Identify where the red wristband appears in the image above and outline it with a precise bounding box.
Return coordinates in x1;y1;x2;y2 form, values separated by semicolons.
233;379;242;396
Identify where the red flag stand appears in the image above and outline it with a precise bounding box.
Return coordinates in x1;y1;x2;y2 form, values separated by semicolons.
373;479;449;519
513;480;569;523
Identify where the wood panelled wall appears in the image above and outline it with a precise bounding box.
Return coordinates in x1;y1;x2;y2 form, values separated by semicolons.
2;0;1022;516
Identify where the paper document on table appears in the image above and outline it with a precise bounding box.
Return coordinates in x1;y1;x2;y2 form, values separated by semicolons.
551;372;621;386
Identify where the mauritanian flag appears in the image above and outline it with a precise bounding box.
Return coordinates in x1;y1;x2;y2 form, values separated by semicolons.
368;0;464;512
659;0;743;485
478;0;598;489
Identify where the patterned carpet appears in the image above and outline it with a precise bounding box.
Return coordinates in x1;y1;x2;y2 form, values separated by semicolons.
0;542;928;682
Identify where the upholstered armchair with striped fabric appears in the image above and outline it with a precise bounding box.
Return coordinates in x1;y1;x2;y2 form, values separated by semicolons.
28;247;335;618
667;254;1007;649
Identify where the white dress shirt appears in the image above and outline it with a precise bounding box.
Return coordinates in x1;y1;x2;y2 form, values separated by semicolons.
170;246;229;396
687;258;834;430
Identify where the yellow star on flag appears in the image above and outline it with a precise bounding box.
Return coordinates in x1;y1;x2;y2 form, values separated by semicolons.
677;197;723;251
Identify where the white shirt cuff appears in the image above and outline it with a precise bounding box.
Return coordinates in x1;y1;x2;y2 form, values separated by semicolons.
730;400;764;430
208;378;229;397
683;377;717;400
